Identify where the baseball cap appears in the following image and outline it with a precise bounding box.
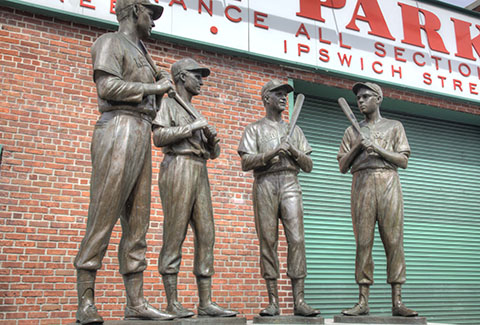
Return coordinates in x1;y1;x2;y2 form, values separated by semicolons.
115;0;164;21
352;82;383;99
261;80;294;99
171;58;211;79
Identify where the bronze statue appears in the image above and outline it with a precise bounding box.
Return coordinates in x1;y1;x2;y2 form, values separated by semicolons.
337;82;418;317
238;80;320;317
73;0;175;323
152;58;238;318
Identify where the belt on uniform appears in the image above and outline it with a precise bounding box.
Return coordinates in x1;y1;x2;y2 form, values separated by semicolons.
165;153;207;163
100;109;153;124
254;169;298;178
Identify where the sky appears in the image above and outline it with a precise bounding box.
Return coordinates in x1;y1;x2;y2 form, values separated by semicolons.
440;0;477;8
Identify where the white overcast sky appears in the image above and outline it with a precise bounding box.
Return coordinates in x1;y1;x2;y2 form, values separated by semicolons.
440;0;477;7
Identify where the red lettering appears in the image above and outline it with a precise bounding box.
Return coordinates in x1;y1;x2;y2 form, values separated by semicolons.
337;53;352;67
296;0;346;23
453;79;463;91
470;83;478;95
423;73;432;85
413;52;426;66
459;63;471;77
296;23;311;40
80;0;95;9
345;0;395;40
110;0;116;14
361;57;364;70
318;28;331;45
374;42;386;57
225;5;241;23
448;59;452;73
298;44;310;56
432;56;442;70
394;47;406;62
319;48;330;62
254;11;268;30
339;33;351;49
373;61;383;74
451;18;480;61
199;0;212;16
284;40;288;54
438;75;447;88
399;3;449;54
169;0;187;10
392;65;402;78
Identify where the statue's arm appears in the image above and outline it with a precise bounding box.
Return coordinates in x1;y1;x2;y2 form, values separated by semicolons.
337;132;363;174
95;70;172;103
153;125;193;147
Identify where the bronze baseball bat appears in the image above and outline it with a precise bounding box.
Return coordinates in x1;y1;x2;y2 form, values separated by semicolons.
286;93;305;140
338;97;362;135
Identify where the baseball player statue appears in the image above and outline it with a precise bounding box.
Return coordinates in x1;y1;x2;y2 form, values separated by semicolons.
337;82;418;317
74;0;176;323
238;80;320;317
152;58;238;318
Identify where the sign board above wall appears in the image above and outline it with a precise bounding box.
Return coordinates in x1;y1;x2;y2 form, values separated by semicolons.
5;0;480;103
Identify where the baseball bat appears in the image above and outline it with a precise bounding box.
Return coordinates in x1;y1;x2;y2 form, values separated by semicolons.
338;97;362;135
338;97;374;153
286;93;305;140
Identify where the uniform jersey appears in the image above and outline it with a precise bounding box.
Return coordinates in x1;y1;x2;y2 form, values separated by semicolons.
152;97;219;160
337;118;410;173
91;32;158;119
238;117;312;176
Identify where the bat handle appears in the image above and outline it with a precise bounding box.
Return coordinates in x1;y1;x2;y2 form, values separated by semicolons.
168;89;176;98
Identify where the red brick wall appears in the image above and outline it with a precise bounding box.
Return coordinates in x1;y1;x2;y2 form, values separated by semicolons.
1;6;479;325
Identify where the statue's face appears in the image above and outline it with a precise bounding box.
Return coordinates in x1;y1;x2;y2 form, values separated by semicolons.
183;71;203;96
136;5;155;40
356;88;380;115
265;89;288;113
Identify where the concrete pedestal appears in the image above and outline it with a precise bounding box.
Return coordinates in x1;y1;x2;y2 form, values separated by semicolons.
253;315;325;324
333;315;427;324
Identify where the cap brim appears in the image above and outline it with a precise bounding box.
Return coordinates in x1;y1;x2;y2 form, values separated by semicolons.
353;82;372;95
144;4;164;20
190;67;211;77
270;83;294;94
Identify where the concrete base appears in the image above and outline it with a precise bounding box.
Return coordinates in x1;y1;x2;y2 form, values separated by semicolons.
253;315;325;324
178;316;247;324
333;315;427;324
70;318;246;325
69;321;180;325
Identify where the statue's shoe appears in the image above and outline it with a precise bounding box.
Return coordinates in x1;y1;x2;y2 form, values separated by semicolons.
125;301;176;320
167;301;195;318
392;303;418;317
294;301;321;317
342;303;369;316
198;302;238;317
259;303;280;316
76;304;103;324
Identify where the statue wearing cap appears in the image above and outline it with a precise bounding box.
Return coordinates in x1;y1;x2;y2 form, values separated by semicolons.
238;80;321;317
73;0;176;323
337;82;418;317
152;58;238;318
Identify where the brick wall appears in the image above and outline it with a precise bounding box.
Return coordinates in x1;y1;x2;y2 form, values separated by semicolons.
1;6;479;324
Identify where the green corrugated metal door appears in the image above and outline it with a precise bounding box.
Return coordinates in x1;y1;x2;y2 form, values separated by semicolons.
298;96;480;324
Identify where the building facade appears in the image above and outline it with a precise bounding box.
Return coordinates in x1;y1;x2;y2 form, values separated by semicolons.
0;0;479;324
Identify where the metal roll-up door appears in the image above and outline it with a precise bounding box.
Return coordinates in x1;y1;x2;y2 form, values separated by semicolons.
297;95;480;324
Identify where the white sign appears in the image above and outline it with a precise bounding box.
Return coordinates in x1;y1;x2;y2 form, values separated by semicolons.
7;0;480;102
